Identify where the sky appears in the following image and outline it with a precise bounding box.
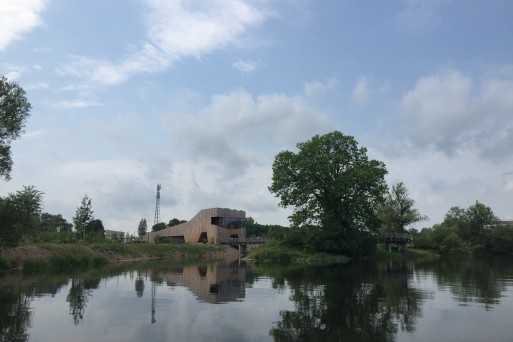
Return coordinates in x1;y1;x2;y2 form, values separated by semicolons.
1;0;513;234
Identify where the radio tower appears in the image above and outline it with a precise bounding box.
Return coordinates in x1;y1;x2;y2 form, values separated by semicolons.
154;184;161;226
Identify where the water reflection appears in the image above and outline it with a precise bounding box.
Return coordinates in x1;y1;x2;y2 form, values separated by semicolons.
144;261;246;304
0;257;513;341
267;261;431;341
66;277;101;325
417;257;513;310
0;289;31;342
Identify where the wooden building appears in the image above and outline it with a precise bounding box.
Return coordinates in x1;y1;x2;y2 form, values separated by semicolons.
143;208;246;244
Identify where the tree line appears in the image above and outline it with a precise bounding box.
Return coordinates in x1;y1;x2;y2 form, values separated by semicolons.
2;76;511;256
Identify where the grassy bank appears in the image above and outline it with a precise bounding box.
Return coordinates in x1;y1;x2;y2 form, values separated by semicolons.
0;242;230;274
249;243;439;265
249;244;350;265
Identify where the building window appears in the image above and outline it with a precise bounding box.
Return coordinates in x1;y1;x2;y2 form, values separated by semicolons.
211;217;245;229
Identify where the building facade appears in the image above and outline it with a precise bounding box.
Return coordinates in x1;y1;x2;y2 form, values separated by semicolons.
143;208;246;244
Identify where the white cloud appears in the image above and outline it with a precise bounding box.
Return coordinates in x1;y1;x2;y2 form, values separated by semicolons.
392;67;513;159
22;129;44;139
0;0;47;50
351;76;370;105
304;78;338;99
58;0;270;85
396;0;452;32
163;88;335;167
232;58;258;73
26;81;49;90
51;99;101;109
376;147;513;226
505;180;513;193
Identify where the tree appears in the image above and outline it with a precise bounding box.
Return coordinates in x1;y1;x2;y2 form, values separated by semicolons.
1;76;32;181
73;195;93;240
168;218;186;226
152;222;166;232
38;213;73;232
443;201;497;249
86;219;105;238
0;185;43;247
137;218;148;237
269;131;388;255
377;182;427;233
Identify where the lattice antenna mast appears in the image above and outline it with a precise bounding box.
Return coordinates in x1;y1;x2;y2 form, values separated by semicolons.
154;184;161;226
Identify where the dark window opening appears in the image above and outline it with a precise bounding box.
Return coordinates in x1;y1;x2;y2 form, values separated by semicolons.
198;232;208;243
211;217;245;229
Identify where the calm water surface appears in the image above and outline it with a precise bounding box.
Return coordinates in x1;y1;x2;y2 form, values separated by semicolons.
2;257;513;341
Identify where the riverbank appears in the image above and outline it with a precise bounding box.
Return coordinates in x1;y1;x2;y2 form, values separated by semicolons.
248;243;439;265
248;244;351;264
0;242;241;273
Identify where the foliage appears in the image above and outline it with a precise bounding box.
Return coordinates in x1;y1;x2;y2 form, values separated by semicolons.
245;216;288;239
0;185;44;247
73;195;94;240
25;231;75;244
269;131;388;256
0;75;32;180
411;202;505;255
377;182;426;233
152;222;166;232
438;232;467;256
250;243;350;265
168;218;187;227
410;228;435;249
38;213;73;232
488;224;513;255
86;219;105;238
137;218;148;237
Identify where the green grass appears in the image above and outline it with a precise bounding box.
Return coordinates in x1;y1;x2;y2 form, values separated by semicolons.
89;242;224;259
1;242;227;274
249;244;350;265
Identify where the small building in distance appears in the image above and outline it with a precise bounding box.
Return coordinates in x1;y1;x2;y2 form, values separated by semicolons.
104;229;125;240
143;208;246;244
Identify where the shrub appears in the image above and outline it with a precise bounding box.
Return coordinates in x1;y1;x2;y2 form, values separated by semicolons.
439;233;467;255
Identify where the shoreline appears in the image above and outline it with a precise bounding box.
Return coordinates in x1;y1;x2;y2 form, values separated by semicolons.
0;242;244;273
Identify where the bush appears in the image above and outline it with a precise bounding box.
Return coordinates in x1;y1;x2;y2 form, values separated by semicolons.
439;233;467;255
489;225;513;255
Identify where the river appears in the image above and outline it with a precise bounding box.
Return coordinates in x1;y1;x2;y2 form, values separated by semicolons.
1;257;513;341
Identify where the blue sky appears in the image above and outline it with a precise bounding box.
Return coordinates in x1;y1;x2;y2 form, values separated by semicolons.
1;0;513;234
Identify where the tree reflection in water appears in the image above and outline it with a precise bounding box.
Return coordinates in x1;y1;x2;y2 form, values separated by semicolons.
269;261;430;342
66;277;101;325
418;257;513;311
0;288;31;342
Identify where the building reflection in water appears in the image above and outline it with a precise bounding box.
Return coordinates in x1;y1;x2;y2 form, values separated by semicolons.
149;261;246;305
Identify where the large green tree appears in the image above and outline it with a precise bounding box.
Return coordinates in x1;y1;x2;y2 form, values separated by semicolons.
377;182;426;233
269;131;388;255
0;76;32;181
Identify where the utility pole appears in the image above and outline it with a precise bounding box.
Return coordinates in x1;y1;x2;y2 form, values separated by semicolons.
154;184;161;227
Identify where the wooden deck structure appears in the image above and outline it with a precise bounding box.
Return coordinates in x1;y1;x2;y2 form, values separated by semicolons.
216;238;266;254
381;232;412;252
